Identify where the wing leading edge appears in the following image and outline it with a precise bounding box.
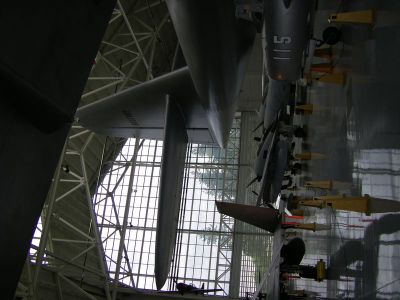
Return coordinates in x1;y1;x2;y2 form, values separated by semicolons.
76;67;216;144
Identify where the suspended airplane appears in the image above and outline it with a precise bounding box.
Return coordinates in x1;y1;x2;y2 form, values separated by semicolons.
159;282;223;296
76;0;314;290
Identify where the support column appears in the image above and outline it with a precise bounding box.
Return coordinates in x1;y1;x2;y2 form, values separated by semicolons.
112;138;143;300
229;112;254;297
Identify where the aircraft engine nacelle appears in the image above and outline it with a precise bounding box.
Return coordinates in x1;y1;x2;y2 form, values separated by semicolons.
264;0;312;81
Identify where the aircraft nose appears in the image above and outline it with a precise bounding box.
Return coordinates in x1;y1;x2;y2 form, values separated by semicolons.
206;107;235;148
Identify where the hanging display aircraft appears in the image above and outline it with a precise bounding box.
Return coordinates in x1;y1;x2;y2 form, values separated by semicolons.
159;282;223;296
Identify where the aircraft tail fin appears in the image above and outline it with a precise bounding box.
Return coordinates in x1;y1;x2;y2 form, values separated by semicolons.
215;201;280;233
155;96;188;290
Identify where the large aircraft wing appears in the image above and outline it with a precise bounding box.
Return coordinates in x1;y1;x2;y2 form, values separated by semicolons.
0;1;115;298
77;67;216;144
155;97;188;289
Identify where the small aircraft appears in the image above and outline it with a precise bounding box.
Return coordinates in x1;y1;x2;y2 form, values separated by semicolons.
160;282;223;296
176;282;223;295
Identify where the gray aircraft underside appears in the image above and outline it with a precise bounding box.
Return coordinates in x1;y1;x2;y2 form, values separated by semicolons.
77;66;216;144
77;0;313;291
264;0;312;80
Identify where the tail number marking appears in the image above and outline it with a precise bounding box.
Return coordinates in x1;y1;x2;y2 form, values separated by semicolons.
273;35;292;60
273;35;292;44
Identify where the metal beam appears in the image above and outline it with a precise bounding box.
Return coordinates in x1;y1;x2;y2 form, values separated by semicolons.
30;245;105;278
118;34;155;90
51;239;96;244
112;138;143;299
80;136;112;300
33;144;66;292
55;182;84;203
25;258;34;300
52;214;95;241
55;273;64;300
117;0;150;74
81;79;124;99
134;0;164;14
58;274;98;300
102;41;139;55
